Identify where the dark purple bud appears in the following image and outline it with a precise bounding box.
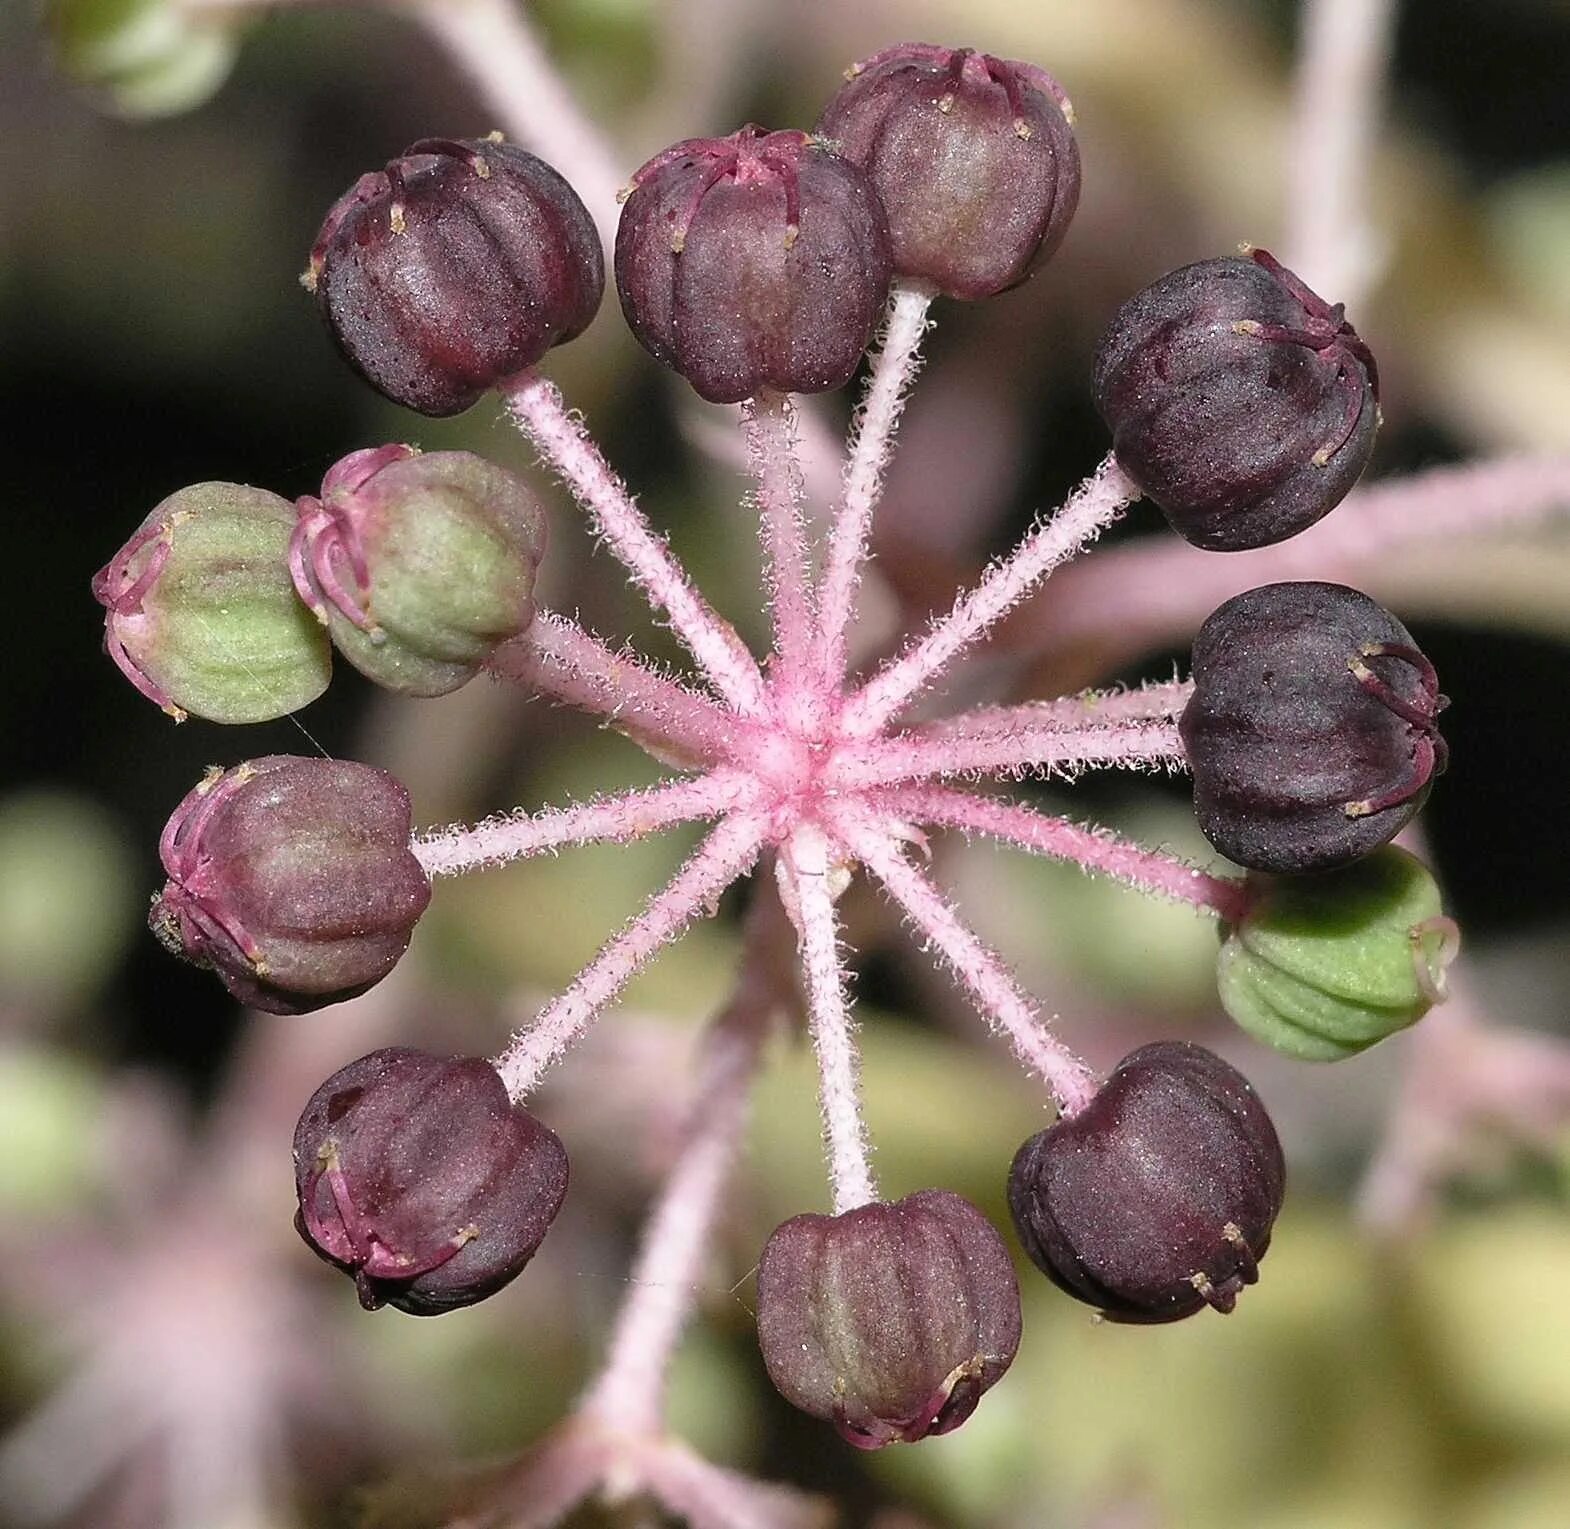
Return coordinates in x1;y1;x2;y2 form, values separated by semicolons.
755;1189;1020;1448
293;1047;568;1314
289;445;548;697
307;135;604;417
816;42;1079;300
1180;581;1448;873
1093;249;1379;551
614;125;892;404
1008;1041;1285;1324
148;756;431;1014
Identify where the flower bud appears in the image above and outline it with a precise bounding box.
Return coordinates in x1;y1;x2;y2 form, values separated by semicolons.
1218;848;1459;1061
289;446;548;696
47;0;242;119
149;756;430;1014
1093;249;1379;551
755;1189;1020;1447
816;43;1079;300
1180;581;1448;873
1008;1041;1285;1323
307;136;604;417
615;126;892;403
293;1047;568;1314
92;482;332;724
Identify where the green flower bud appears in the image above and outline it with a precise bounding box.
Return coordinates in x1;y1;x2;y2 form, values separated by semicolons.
1216;847;1459;1061
93;483;332;724
47;0;242;120
289;447;547;697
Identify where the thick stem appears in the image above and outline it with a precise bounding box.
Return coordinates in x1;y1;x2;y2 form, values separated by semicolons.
843;455;1140;737
179;0;624;250
877;784;1248;920
1286;0;1398;308
492;811;766;1098
836;806;1098;1115
413;770;753;877
488;613;737;767
503;371;767;715
742;391;815;687
412;0;624;251
830;718;1186;791
582;890;791;1435
784;827;878;1214
814;281;935;689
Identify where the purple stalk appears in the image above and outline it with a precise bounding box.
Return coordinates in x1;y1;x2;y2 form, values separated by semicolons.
742;391;816;691
492;812;767;1099
833;804;1099;1116
783;827;878;1214
582;891;791;1435
843;454;1141;736
813;281;935;688
914;678;1195;739
413;770;755;877
487;612;738;767
1005;453;1570;667
1286;0;1397;306
830;717;1187;790
503;371;767;714
878;783;1248;920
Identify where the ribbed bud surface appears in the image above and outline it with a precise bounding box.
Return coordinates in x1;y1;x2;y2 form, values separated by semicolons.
149;756;430;1013
1008;1041;1285;1323
756;1189;1020;1447
817;42;1079;299
294;1047;568;1314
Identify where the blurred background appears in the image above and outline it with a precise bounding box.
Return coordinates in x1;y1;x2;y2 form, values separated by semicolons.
3;0;1570;1525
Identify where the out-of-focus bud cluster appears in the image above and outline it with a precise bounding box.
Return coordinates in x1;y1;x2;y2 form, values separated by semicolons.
46;0;244;118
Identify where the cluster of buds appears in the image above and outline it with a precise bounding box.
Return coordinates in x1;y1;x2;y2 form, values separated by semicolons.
90;32;1459;1471
94;445;549;719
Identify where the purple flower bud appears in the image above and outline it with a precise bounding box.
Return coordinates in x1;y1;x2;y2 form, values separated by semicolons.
816;43;1080;300
289;445;548;696
149;756;431;1014
1180;581;1448;873
755;1189;1020;1448
92;481;331;724
1093;249;1379;551
307;136;604;417
1008;1041;1285;1324
615;125;892;404
293;1047;568;1314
